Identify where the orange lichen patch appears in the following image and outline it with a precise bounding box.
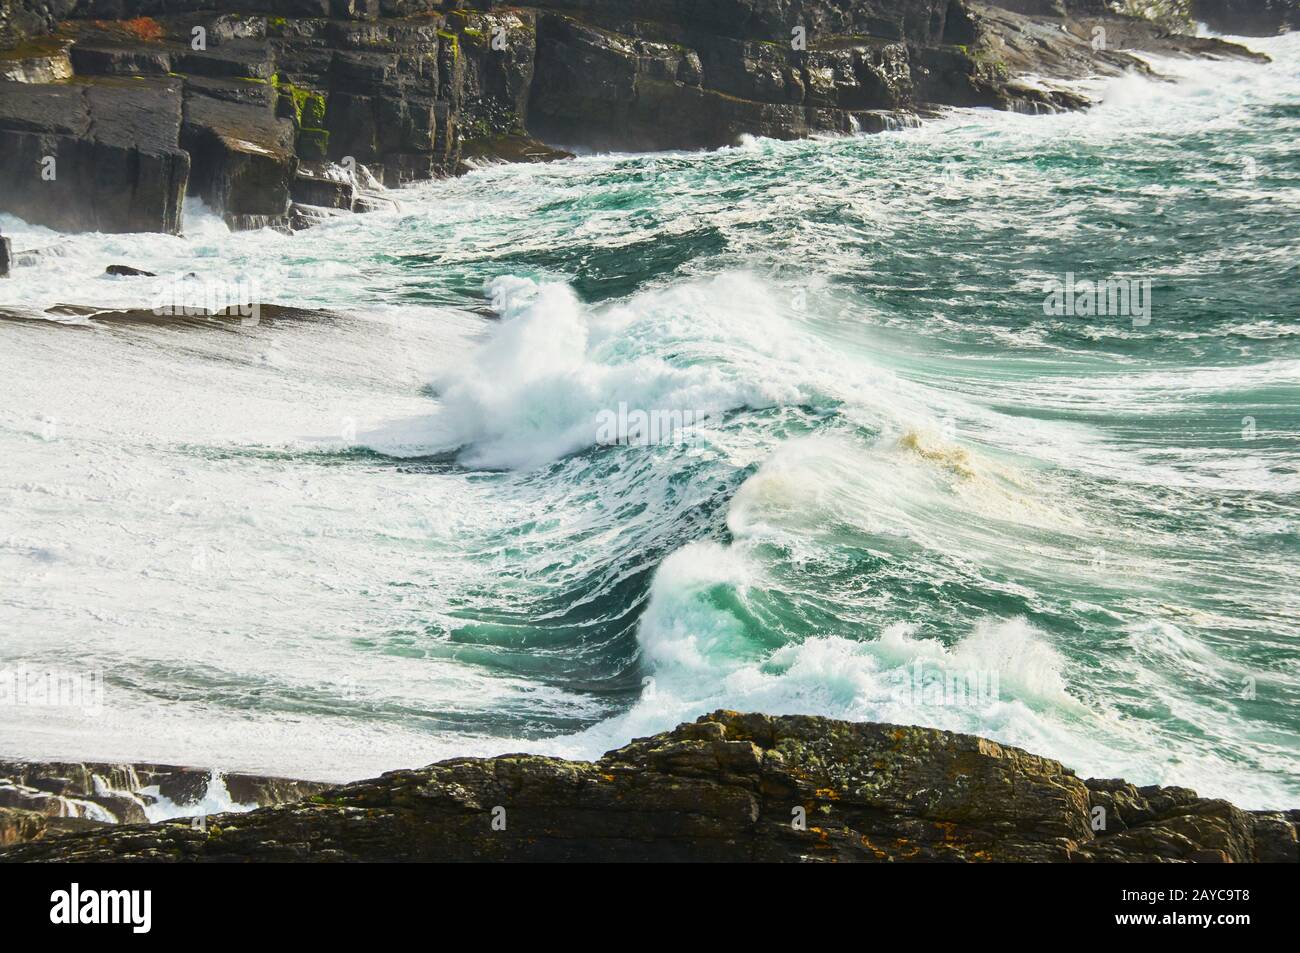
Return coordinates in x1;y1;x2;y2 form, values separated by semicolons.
858;834;890;859
123;17;165;42
892;838;921;859
932;820;965;844
600;773;616;782
813;787;840;800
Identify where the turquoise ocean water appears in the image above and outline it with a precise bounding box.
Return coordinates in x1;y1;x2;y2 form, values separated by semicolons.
1;33;1296;806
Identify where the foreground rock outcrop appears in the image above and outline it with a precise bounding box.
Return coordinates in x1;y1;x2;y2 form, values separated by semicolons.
2;711;1295;862
0;1;1278;234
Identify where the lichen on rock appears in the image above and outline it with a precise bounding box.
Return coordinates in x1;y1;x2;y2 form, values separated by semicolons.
1;712;1294;863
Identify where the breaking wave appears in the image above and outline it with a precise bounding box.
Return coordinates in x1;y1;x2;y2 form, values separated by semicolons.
0;33;1297;809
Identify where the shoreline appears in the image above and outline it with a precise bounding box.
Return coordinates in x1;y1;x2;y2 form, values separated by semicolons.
3;711;1296;861
2;3;1295;868
0;2;1275;238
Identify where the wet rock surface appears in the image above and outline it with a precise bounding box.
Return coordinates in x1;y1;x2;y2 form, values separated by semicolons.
0;1;1277;235
0;299;342;327
0;757;330;845
2;712;1294;862
0;74;190;233
0;807;47;845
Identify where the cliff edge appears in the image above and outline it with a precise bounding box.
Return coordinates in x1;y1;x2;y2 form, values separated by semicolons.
0;1;1276;234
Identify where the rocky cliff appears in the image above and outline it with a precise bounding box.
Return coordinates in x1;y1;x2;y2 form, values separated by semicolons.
2;711;1296;861
0;1;1279;235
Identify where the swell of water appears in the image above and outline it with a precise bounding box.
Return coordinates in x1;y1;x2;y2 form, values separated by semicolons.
1;34;1297;806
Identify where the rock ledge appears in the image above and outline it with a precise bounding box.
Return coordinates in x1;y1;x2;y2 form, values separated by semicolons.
2;711;1295;862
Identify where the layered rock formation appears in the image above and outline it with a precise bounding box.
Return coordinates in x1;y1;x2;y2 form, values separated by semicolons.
0;74;190;232
2;711;1295;861
0;1;1278;234
0;4;547;232
0;757;329;844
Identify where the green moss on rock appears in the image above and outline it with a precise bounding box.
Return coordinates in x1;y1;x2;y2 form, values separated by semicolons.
296;127;330;161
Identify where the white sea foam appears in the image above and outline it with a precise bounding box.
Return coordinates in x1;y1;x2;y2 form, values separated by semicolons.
0;33;1296;809
363;272;812;467
578;429;1297;809
138;772;257;822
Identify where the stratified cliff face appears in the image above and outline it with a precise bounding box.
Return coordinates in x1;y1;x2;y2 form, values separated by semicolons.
0;1;1275;235
522;0;986;151
2;711;1296;862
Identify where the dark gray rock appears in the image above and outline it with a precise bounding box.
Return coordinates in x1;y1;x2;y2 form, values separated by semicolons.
522;0;1268;151
185;74;278;109
351;189;400;213
0;712;1293;862
455;8;538;145
0;77;189;233
69;41;172;75
289;200;347;229
460;131;573;167
0;1;1279;232
174;42;275;81
1191;0;1298;35
181;81;298;230
0;232;11;276
289;164;355;209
